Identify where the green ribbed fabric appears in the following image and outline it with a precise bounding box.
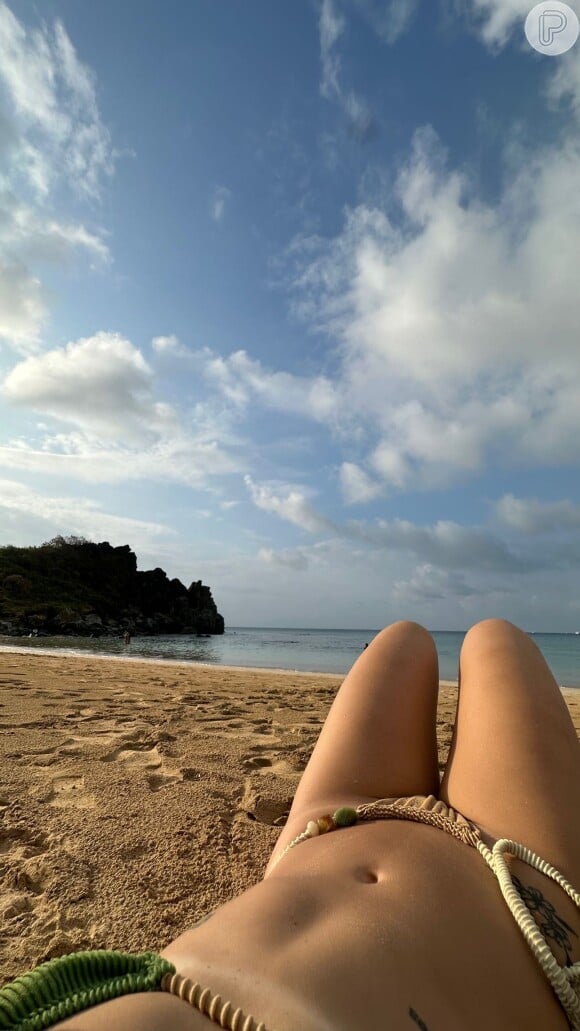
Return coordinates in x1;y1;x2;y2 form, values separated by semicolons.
0;950;176;1031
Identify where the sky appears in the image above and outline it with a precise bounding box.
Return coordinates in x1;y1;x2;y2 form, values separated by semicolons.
1;0;580;631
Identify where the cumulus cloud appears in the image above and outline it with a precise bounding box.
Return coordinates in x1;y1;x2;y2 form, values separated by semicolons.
340;461;382;504
287;118;580;491
200;347;342;425
152;334;186;355
3;332;156;439
0;331;247;486
494;494;580;534
244;475;338;534
211;185;232;222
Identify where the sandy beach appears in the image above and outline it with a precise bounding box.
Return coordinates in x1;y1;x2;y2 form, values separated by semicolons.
1;651;579;987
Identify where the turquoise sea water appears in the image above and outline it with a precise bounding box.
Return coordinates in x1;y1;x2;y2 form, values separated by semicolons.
1;626;580;687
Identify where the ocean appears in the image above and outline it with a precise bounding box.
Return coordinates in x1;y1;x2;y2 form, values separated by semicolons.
1;626;580;687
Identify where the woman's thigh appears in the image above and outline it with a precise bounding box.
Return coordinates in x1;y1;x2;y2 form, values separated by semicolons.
440;619;580;883
265;621;441;875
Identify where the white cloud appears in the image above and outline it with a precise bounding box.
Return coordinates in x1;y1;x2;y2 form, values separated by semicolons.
3;332;156;439
459;1;580;116
211;185;232;222
0;4;114;352
287;120;580;490
220;500;240;509
201;347;342;425
320;0;345;99
244;475;338;534
152;334;186;355
0;260;47;350
243;473;562;578
359;517;543;572
0;192;110;351
0;477;174;550
0;2;114;199
392;563;478;603
546;47;580;118
339;461;382;503
0;331;248;487
318;0;376;141
494;494;580;533
258;547;309;570
0;193;110;265
461;0;537;48
0;434;243;488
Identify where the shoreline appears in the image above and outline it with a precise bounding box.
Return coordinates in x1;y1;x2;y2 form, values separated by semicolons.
1;644;579;691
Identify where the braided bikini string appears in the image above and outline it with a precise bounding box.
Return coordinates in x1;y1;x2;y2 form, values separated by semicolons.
269;798;481;873
476;838;580;1030
161;970;277;1031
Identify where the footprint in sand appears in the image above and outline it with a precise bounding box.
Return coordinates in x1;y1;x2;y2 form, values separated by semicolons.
0;824;48;858
0;820;94;955
242;744;298;777
46;775;96;809
224;778;292;828
101;736;184;791
146;771;182;791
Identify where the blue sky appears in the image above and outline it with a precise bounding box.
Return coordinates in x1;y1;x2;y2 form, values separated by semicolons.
1;0;580;631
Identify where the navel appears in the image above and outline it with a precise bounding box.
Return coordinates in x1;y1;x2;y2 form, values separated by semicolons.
355;868;379;884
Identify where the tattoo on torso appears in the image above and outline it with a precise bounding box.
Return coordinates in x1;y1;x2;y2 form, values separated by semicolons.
409;1007;430;1030
512;874;578;966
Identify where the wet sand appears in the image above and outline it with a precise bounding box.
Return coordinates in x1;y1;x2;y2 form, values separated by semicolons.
1;651;579;985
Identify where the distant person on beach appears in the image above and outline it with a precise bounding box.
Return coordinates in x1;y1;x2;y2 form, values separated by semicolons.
123;630;131;645
2;620;579;1029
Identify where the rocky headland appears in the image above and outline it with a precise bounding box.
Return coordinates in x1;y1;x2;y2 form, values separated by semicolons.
0;537;224;637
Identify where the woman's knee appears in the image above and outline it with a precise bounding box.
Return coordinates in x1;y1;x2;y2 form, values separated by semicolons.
461;618;526;653
372;621;437;661
374;620;434;643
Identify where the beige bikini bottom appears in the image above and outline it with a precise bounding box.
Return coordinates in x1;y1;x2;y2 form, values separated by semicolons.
162;794;580;1031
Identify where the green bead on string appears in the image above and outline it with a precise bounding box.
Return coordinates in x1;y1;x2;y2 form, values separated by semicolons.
333;806;358;828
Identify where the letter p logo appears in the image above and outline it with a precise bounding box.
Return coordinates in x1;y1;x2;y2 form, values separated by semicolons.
525;2;579;54
539;9;567;44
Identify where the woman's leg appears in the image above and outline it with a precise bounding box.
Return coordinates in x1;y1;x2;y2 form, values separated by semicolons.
440;618;580;880
264;621;440;876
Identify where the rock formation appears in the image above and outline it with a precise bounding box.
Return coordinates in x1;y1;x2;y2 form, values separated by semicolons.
0;538;224;637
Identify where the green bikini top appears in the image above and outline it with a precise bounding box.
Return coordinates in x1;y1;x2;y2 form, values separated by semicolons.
0;950;175;1031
